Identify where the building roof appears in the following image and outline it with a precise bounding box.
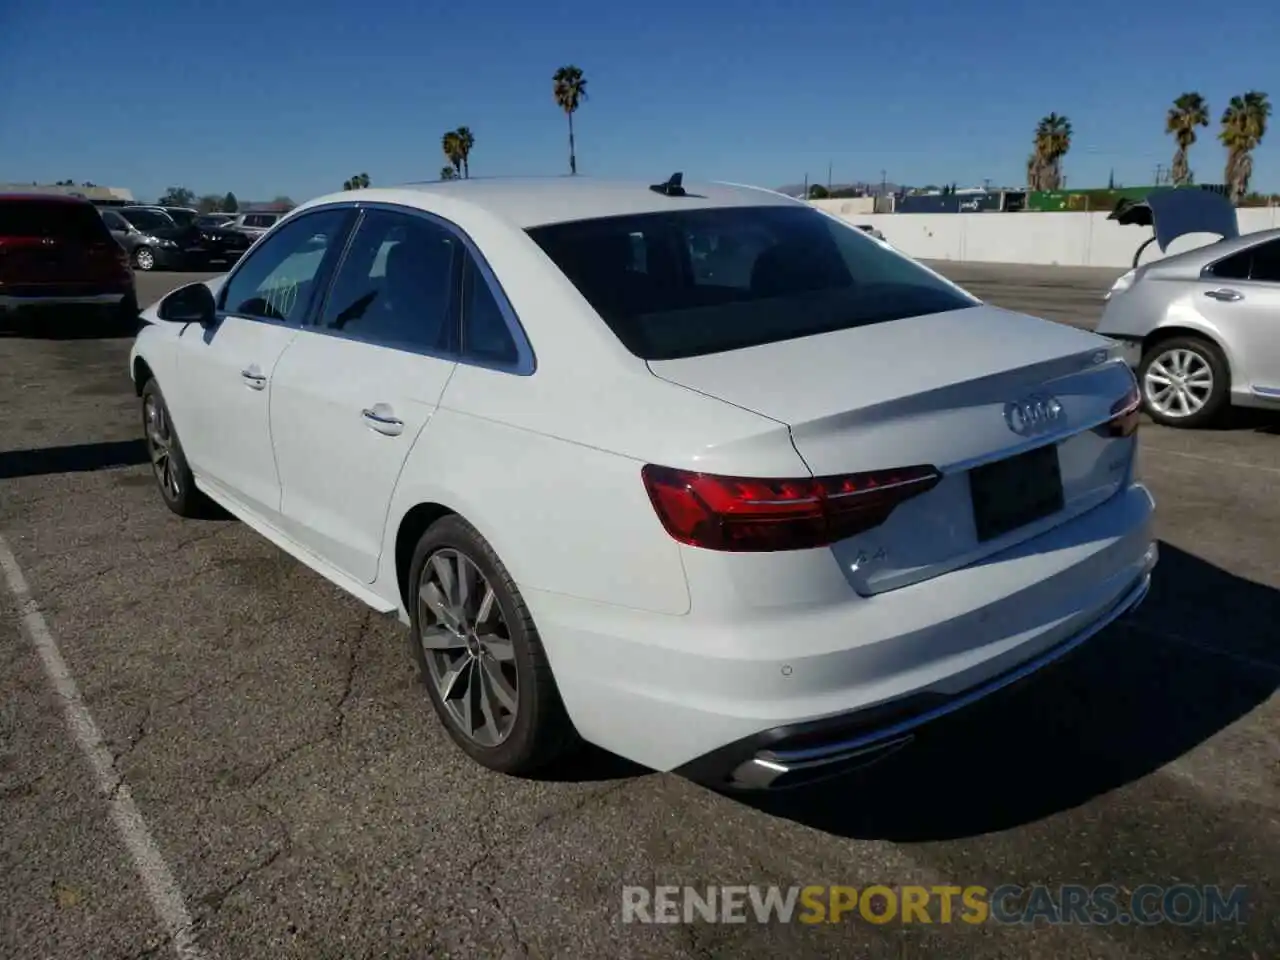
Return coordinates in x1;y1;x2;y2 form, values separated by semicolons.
0;183;135;202
300;176;800;228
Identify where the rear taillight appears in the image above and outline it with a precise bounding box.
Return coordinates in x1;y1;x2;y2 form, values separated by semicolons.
1103;382;1141;438
641;463;942;552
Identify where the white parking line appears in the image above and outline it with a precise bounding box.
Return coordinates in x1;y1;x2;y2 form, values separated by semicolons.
0;533;207;960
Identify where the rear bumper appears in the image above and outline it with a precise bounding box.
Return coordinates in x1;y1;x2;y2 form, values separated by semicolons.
0;289;131;310
527;482;1157;778
679;566;1152;790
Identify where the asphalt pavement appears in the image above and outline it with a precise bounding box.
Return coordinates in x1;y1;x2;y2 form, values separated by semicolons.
1;264;1276;959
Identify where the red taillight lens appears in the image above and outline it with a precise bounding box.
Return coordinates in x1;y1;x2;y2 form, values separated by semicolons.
1104;382;1141;438
641;463;942;552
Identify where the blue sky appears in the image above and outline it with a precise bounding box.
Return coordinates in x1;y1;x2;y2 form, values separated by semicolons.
1;0;1275;203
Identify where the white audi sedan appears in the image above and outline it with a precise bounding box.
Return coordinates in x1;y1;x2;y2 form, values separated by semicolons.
130;175;1157;790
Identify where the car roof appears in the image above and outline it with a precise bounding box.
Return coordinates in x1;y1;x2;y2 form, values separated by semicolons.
1151;225;1280;269
299;176;801;229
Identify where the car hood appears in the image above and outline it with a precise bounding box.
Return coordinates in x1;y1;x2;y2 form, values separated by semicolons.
1108;188;1239;252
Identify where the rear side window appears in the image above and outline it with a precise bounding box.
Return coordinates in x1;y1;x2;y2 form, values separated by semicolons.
0;200;112;243
1248;239;1280;283
1208;249;1253;280
526;205;974;360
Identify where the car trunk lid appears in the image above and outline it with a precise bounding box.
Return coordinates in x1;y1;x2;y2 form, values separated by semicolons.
648;304;1139;594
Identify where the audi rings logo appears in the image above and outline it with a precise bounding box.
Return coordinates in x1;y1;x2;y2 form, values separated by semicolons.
1003;394;1064;437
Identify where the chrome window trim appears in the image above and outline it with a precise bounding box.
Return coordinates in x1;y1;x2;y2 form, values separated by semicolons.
299;200;536;376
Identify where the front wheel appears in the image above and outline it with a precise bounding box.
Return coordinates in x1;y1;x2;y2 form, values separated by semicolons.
141;379;214;517
133;246;156;271
408;516;579;775
1137;336;1230;428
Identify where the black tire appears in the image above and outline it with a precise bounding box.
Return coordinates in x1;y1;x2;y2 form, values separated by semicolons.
133;246;156;271
1137;335;1230;429
140;378;215;518
407;515;579;775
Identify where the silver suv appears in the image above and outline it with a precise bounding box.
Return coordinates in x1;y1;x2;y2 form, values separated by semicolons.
221;212;282;239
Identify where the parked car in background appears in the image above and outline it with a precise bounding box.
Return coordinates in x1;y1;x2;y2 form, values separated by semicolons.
108;206;250;271
0;192;136;328
130;175;1155;789
1098;226;1280;428
220;211;283;239
1097;188;1278;428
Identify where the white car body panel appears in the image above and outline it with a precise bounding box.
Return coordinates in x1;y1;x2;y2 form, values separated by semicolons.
130;177;1156;785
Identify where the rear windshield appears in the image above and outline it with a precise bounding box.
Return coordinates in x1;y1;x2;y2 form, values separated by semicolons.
0;200;112;242
525;205;975;360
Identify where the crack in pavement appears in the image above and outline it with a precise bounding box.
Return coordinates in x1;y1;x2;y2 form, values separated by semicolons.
238;609;373;794
195;800;295;922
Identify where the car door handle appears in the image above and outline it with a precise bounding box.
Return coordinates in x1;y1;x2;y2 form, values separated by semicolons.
362;405;404;436
1204;288;1243;302
240;367;267;390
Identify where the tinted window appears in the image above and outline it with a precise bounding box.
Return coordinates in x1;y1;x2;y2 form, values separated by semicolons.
318;210;458;353
245;214;277;228
526;205;974;360
461;258;518;365
1209;249;1252;280
101;211;130;231
220;210;350;323
121;209;174;232
0;200;112;242
165;209;197;227
1248;239;1280;283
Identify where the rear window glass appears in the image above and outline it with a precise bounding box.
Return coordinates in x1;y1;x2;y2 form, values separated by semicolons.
525;205;974;360
121;209;175;232
0;200;112;242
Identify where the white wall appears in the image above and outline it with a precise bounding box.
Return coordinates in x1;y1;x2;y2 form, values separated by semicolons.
825;207;1280;268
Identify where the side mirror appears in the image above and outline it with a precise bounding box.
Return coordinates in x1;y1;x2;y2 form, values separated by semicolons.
157;282;217;326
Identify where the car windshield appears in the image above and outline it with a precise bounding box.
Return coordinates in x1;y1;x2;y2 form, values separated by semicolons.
121;209;175;232
0;200;111;242
166;209;197;227
526;205;975;360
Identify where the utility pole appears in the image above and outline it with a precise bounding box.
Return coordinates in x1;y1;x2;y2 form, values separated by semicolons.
803;173;809;200
827;161;832;194
880;170;887;197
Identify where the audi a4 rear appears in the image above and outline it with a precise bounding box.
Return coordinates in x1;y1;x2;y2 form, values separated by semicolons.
130;175;1156;791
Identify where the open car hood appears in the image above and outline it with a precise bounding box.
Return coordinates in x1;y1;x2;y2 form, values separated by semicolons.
1108;188;1239;252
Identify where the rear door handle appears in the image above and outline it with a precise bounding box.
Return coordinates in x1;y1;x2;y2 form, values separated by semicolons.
1204;288;1243;302
362;404;404;436
240;366;267;390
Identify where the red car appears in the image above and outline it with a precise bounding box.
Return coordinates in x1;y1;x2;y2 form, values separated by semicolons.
0;193;138;331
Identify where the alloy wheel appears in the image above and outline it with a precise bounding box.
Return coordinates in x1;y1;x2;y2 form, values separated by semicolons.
144;394;180;500
1143;347;1214;419
418;549;519;747
135;248;155;271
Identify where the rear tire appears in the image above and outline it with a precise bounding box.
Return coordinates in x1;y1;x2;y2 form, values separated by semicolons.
1137;335;1229;428
407;515;579;775
141;378;214;518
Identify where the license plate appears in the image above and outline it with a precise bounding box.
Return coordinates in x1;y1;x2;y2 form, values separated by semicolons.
969;443;1065;542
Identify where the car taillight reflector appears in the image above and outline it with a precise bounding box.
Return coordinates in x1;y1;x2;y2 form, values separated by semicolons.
1104;382;1141;438
641;463;942;552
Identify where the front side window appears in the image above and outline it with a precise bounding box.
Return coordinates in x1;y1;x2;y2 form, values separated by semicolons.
526;204;975;360
102;211;129;231
318;209;459;353
219;209;351;323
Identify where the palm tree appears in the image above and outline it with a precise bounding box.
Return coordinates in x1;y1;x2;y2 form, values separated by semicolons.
552;65;588;175
1166;93;1209;186
442;130;463;178
342;172;371;190
440;166;458;181
455;126;475;178
1027;113;1072;191
1219;91;1271;203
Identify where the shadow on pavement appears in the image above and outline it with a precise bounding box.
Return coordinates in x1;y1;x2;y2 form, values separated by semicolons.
0;439;149;480
735;541;1278;841
1220;407;1280;435
528;742;649;784
0;307;139;340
